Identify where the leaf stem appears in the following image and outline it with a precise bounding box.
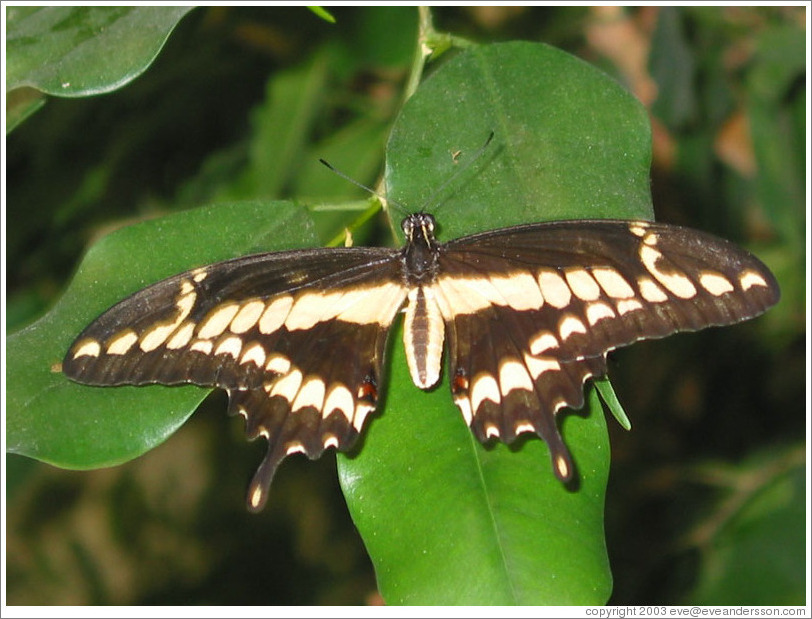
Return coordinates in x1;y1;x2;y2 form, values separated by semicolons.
402;7;477;104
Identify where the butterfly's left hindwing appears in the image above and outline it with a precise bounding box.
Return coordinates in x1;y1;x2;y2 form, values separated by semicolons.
64;246;407;511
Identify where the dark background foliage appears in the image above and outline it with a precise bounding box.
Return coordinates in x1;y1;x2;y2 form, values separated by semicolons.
5;6;806;606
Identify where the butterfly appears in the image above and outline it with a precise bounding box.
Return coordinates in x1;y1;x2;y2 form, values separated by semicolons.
63;209;780;511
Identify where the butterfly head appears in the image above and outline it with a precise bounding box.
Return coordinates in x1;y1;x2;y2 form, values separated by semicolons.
402;212;437;246
401;213;439;283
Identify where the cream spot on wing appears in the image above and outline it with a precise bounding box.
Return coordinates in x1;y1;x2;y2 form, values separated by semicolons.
639;245;697;299
239;343;266;367
616;298;644;315
485;424;500;439
285;290;340;331
166;322;195;349
558;314;587;341
139;325;175;352
284;283;406;331
523;353;561;379
434;276;499;315
552;396;568;413
177;291;197;315
537;269;571;308
72;339;101;359
628;222;649;237
491;271;544;311
498;358;533;396
198;303;240;339
214;336;243;359
592;267;635;299
106;330;138;355
336;282;407;325
285;442;306;456
249;486;264;510
139;291;197;352
530;330;559;356
230;300;266;334
586;301;616;326
739;269;769;291
453;394;474;426
642;232;659;246
259;295;293;334
565;268;601;301
471;374;500;412
352;402;375;432
699;271;735;296
190;340;213;355
515;422;535;435
292;377;326;413
555;454;571;479
637;276;669;303
180;280;195;295
270;368;303;401
265;354;291;376
323;435;340;449
324;384;354;422
192;268;208;283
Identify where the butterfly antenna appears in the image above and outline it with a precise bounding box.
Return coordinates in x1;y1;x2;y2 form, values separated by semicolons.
318;159;409;215
320;130;494;216
418;130;495;213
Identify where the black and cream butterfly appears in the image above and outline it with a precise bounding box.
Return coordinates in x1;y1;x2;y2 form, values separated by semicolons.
63;210;779;511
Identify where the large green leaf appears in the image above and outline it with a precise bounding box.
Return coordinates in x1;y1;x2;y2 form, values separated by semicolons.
7;39;653;606
338;42;652;605
6;202;318;468
5;6;194;97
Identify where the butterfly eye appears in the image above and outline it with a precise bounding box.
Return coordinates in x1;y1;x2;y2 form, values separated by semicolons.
401;217;415;237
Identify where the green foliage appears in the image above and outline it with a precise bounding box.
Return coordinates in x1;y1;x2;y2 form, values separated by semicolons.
5;6;193;131
5;6;805;607
687;446;805;606
7;202;317;467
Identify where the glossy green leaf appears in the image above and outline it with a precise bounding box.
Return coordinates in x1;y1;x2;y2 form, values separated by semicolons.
6;201;318;468
595;376;632;431
5;6;194;97
339;41;653;605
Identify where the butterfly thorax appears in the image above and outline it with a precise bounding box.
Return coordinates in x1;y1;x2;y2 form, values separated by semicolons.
400;213;440;285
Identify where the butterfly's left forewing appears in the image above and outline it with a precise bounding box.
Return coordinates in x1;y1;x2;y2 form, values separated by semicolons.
63;246;407;511
432;219;779;480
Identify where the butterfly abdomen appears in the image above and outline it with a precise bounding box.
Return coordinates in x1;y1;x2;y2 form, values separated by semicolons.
402;286;445;389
